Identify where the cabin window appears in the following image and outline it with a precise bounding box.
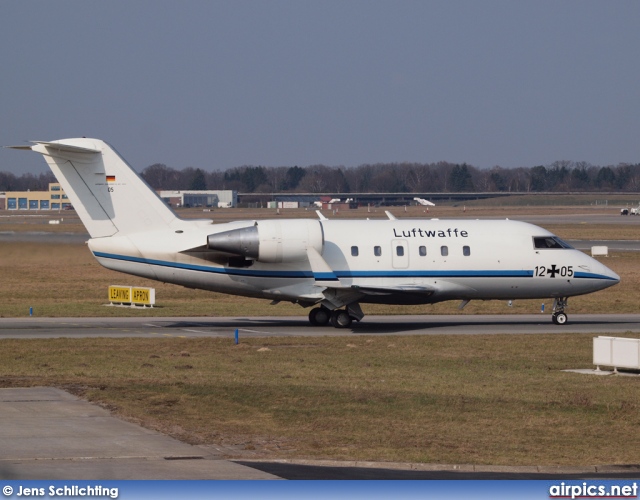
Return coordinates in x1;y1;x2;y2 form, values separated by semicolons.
374;246;382;256
419;246;427;256
351;246;359;257
533;236;574;249
396;246;404;257
463;245;470;256
441;245;448;257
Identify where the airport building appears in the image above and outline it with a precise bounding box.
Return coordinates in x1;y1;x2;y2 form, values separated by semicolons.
0;186;238;211
1;183;72;211
158;190;237;208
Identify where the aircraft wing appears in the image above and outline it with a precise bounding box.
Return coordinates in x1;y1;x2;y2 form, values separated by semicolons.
317;282;437;310
348;284;436;296
306;246;439;306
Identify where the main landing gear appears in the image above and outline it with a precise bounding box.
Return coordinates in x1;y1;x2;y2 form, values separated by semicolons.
308;307;331;326
308;307;354;328
551;297;568;325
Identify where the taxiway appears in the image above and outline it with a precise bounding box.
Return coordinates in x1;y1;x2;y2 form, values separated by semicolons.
1;314;639;339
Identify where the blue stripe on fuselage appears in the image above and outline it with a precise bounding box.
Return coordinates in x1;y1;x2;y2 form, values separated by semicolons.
93;252;616;281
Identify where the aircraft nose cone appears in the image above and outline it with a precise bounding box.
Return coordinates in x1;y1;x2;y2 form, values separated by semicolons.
597;262;620;289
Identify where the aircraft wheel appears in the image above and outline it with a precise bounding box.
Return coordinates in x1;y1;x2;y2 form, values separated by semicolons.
330;310;352;329
552;312;568;325
309;307;330;326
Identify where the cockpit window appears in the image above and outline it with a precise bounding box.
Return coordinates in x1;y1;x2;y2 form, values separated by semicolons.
533;236;574;250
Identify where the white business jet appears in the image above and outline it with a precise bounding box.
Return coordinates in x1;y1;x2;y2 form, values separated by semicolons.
9;138;619;328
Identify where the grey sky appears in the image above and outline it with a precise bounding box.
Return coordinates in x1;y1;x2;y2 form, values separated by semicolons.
2;1;639;175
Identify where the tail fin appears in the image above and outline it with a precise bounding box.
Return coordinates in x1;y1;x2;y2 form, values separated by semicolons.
11;138;178;238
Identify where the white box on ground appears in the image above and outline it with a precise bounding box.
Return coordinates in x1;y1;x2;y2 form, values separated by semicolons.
591;246;608;257
593;336;613;366
593;336;640;370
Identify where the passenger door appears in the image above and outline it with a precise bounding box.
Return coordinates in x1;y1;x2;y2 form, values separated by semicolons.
391;239;409;269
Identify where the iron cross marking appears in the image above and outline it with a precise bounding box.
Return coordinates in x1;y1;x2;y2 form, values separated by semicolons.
547;265;560;278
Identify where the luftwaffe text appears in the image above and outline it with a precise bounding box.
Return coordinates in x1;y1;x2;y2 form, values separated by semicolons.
392;228;468;238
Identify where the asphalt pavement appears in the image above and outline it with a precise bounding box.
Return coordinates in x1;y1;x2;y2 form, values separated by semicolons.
0;387;279;480
1;314;639;339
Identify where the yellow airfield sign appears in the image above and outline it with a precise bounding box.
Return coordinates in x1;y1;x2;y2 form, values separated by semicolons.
108;286;155;307
132;287;154;305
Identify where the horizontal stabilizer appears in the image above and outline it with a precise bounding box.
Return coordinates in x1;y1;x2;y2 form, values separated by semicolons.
6;141;101;154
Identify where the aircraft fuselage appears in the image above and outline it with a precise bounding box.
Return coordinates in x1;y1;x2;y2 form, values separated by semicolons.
89;217;618;307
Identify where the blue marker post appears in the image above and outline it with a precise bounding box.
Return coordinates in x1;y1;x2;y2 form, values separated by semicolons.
29;307;33;317
234;328;239;345
541;303;545;313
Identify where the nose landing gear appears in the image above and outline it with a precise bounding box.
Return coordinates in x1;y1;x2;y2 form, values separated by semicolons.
551;298;569;325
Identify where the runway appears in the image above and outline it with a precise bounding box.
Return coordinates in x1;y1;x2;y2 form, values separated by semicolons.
2;232;639;251
1;314;640;339
491;212;640;227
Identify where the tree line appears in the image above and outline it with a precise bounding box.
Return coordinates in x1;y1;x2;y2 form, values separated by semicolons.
0;171;57;192
2;161;639;193
139;160;640;193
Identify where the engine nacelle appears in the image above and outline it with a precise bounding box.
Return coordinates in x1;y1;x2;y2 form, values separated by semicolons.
207;219;324;263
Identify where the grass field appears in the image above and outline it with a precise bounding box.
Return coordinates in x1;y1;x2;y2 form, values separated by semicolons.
1;201;639;466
